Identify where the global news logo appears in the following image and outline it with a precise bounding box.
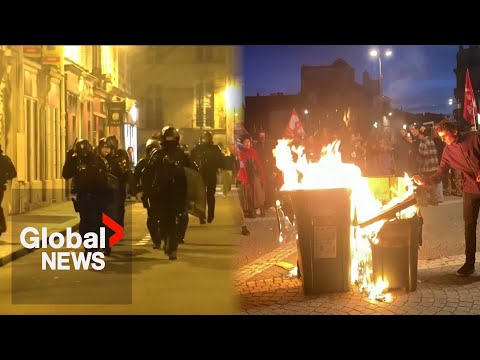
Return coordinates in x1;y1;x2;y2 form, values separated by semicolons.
19;213;123;271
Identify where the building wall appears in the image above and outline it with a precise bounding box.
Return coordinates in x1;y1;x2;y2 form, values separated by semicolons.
245;94;300;139
131;46;241;150
1;46;20;215
1;46;67;214
245;59;385;141
0;45;136;215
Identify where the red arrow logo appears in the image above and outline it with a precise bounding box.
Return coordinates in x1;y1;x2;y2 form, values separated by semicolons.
102;213;124;247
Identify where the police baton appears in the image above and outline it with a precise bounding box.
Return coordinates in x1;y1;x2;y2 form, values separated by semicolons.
72;138;78;150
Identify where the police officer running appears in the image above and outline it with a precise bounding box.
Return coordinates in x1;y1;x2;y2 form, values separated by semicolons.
132;137;164;251
141;126;197;260
190;131;224;224
63;139;108;252
97;135;131;255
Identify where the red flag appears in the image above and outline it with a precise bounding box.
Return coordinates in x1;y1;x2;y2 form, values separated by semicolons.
464;68;478;127
284;108;306;138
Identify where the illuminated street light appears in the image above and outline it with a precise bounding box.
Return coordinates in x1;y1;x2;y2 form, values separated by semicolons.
369;48;393;96
388;112;393;116
370;48;393;127
304;109;309;114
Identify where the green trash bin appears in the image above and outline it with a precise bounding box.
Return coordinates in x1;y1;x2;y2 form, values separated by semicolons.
372;212;423;292
286;188;351;294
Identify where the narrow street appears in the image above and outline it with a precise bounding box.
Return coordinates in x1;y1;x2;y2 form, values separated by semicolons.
0;190;242;314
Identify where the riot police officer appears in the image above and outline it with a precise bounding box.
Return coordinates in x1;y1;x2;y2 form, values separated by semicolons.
141;125;197;260
62;139;108;251
190;131;224;224
132;137;164;249
131;138;161;198
98;135;131;255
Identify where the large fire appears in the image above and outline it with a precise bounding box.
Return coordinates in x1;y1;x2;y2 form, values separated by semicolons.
274;139;417;300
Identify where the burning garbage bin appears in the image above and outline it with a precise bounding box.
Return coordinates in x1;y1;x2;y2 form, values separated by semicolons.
360;176;423;292
286;188;351;294
372;212;423;292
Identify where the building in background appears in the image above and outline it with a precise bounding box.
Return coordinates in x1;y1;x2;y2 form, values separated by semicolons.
130;46;242;154
0;46;65;214
0;45;137;215
245;58;391;140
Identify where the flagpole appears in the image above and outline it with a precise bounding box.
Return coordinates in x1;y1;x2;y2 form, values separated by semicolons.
465;68;478;131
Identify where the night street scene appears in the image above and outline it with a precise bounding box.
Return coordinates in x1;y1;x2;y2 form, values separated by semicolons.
236;45;480;315
1;45;480;316
0;46;242;314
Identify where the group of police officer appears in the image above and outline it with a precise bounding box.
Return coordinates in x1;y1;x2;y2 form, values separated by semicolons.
62;135;131;256
63;126;226;261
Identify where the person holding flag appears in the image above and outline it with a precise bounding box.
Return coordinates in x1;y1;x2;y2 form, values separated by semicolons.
464;68;478;131
236;134;265;219
284;108;306;141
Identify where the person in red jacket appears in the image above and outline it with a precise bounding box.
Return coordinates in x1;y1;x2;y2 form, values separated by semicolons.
236;134;265;218
413;119;480;276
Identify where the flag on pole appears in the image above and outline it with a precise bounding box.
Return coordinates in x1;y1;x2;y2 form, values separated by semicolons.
343;106;351;127
284;108;306;138
464;68;478;130
234;121;250;141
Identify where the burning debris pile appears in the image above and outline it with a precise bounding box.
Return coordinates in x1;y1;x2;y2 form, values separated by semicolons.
273;139;419;300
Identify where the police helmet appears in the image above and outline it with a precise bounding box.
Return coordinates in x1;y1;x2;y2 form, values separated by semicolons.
203;131;213;143
105;135;119;151
98;137;109;149
145;138;161;157
75;139;94;158
161;125;180;144
151;132;162;141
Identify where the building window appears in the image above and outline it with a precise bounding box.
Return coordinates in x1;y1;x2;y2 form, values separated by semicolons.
24;70;37;97
195;82;214;128
154;96;163;128
54;108;61;179
146;98;154;128
196;46;214;63
195;85;204;127
24;97;39;181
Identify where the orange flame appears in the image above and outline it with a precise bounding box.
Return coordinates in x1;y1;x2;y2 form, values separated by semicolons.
274;139;417;299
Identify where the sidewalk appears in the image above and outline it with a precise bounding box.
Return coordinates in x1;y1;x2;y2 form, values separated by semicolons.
236;242;480;315
234;197;480;315
235;200;480;315
0;201;80;267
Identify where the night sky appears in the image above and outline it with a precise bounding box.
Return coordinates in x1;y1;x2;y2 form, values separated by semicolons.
243;45;459;115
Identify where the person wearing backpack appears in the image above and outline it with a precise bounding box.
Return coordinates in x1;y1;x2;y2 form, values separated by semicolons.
0;145;17;235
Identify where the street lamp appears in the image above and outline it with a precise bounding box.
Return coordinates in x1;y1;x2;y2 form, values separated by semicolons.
370;48;393;126
369;48;392;98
